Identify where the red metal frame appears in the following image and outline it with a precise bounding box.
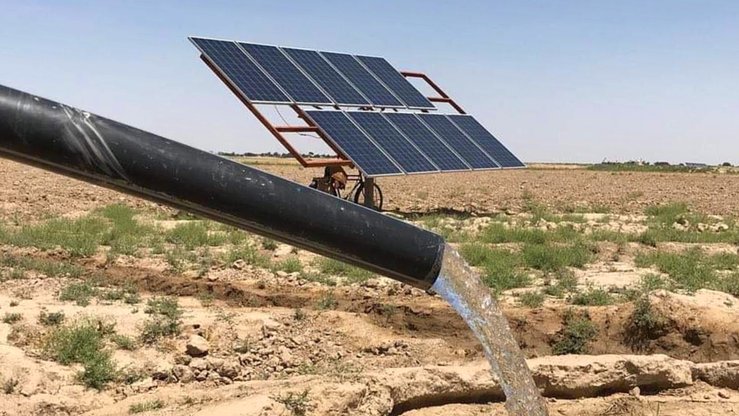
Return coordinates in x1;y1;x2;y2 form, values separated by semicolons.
200;54;467;170
400;71;467;115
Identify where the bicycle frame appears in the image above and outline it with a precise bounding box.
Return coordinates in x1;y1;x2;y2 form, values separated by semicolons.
335;174;363;201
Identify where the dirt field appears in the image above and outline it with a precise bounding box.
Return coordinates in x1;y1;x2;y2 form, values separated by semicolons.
1;158;739;416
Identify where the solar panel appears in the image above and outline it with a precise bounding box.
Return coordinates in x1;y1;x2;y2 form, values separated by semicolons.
448;115;525;168
347;112;437;174
320;52;403;108
282;48;369;107
238;43;332;105
306;111;402;176
357;56;434;109
418;114;499;170
384;113;470;172
190;37;290;103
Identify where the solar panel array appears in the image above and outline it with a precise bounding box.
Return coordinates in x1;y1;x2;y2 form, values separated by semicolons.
191;38;290;103
282;48;369;106
238;43;332;105
191;36;525;177
306;111;402;176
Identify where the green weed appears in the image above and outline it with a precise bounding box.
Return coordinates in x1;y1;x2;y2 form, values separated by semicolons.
552;310;598;355
480;223;547;245
543;270;579;298
626;295;667;351
0;254;84;278
111;334;137;351
59;281;98;306
273;257;303;274
272;390;312;416
634;248;736;292
570;285;614;306
518;291;545;308
522;242;593;272
223;244;270;268
38;311;65;326
314;257;373;283
317;292;338;310
129;399;165;414
300;272;337;287
2;313;22;324
8;216;108;257
140;297;182;344
261;238;278;251
44;320;116;389
166;222;225;249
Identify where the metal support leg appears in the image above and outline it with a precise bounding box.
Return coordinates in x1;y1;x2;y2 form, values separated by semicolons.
363;177;375;209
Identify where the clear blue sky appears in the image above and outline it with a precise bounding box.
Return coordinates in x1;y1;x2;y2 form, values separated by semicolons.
2;1;737;164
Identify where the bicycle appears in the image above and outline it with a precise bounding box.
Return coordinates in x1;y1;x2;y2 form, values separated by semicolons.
309;172;383;210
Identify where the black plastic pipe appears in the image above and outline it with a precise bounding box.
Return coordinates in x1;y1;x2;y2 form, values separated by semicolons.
0;84;444;289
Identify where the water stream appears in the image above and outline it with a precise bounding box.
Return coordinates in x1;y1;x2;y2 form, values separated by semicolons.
431;244;549;415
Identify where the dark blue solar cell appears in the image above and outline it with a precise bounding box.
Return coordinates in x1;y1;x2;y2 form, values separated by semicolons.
356;56;434;109
347;112;437;174
418;114;499;169
320;52;403;108
384;113;470;171
448;115;525;168
282;48;369;106
190;38;289;103
306;111;402;176
238;43;331;104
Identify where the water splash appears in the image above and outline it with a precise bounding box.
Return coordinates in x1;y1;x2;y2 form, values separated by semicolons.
432;244;548;415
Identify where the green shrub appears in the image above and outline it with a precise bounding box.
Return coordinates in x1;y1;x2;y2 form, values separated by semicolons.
317;292;338;310
166;222;225;249
261;238;279;251
522;243;592;272
0;254;83;278
59;281;98;306
639;273;671;293
635;248;725;292
140;297;182;344
2;313;22;324
44;320;116;389
480;223;547;245
38;311;65;326
272;390;312;416
8;216;108;257
2;377;18;394
543;270;579;298
519;291;545;308
224;244;270;268
315;257;373;283
273;257;303;274
111;334;137;350
645;202;690;223
478;249;529;292
196;291;215;307
78;350;116;389
165;247;188;273
552;310;598;355
129;399;165;414
712;271;739;298
300;272;337;287
44;321;104;364
625;295;667;351
570;286;614;306
459;242;495;266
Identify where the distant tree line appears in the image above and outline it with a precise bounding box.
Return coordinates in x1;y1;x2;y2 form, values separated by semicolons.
589;160;734;173
217;151;334;158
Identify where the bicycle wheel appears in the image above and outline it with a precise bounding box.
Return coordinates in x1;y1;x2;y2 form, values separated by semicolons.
353;182;383;210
